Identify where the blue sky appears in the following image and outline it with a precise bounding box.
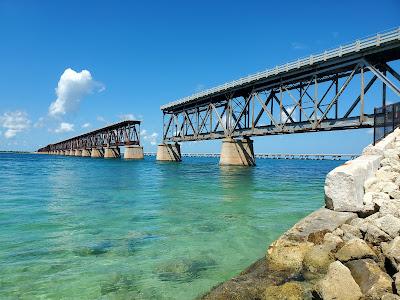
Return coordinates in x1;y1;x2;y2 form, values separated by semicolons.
0;0;399;153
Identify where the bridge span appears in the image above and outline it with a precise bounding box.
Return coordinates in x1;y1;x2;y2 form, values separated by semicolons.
157;28;400;166
146;152;358;161
37;120;144;159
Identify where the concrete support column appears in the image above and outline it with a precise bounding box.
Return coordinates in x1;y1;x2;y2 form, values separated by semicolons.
74;149;82;156
124;145;144;160
91;148;104;158
81;149;91;157
156;143;181;162
60;150;64;155
69;149;74;156
219;137;255;166
104;146;120;159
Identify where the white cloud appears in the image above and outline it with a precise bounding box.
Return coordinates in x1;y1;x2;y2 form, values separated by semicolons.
55;122;74;133
0;111;31;139
81;122;91;128
281;106;296;123
49;68;104;117
34;117;45;128
291;42;307;50
97;116;107;123
141;129;158;145
118;113;136;121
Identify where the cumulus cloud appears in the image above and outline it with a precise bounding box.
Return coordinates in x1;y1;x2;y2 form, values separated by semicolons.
97;116;107;123
48;68;104;117
0;111;31;138
82;122;91;128
140;129;158;145
34;117;45;128
55;122;74;133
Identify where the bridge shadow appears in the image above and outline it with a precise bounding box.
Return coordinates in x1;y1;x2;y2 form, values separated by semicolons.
218;165;255;202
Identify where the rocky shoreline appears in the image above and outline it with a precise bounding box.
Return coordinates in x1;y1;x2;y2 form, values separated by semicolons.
202;128;400;300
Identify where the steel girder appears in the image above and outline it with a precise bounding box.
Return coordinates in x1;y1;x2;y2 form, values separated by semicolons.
162;58;400;143
38;121;141;152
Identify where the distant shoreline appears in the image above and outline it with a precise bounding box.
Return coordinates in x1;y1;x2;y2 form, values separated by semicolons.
0;151;32;154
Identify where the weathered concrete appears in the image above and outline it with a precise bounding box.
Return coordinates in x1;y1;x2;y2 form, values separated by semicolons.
124;145;144;160
91;148;104;158
81;149;91;157
156;143;181;161
324;154;382;212
219;137;255;166
74;149;82;156
69;149;74;156
104;147;120;159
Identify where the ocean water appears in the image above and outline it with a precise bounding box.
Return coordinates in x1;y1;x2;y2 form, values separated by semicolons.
0;153;342;299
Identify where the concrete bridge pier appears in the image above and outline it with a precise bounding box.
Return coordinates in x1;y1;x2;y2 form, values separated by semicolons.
81;149;91;157
104;146;120;158
60;150;65;155
156;143;181;161
91;148;104;158
124;145;144;160
69;149;74;156
74;149;82;156
219;137;256;166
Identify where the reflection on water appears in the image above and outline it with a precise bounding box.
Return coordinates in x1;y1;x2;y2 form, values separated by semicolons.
0;153;341;299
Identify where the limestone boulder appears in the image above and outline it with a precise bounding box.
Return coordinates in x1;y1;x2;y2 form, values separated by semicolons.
323;233;343;251
341;225;363;242
382;237;400;272
394;272;400;295
364;223;392;245
345;259;393;300
266;239;313;276
380;200;400;218
384;148;400;160
364;192;390;208
373;214;400;238
382;294;400;300
325;155;381;212
335;238;376;262
381;157;400;168
302;245;334;279
263;282;304;300
390;190;400;199
315;261;362;300
376;169;399;183
382;181;399;194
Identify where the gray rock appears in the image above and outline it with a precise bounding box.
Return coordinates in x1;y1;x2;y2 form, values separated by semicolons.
363;192;390;208
364;177;380;192
382;237;400;272
384;149;400;160
340;224;363;242
382;294;400;300
315;261;362;300
332;227;344;237
380;157;400;168
390;189;400;199
323;233;343;251
395;176;400;187
380;200;400;218
302;245;334;279
382;181;399;194
364;223;392;245
263;282;304;300
373;214;400;238
393;272;400;295
335;238;376;262
346;259;393;300
376;169;399;183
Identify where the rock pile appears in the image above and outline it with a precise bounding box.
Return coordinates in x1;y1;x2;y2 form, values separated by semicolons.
263;130;400;299
202;129;400;300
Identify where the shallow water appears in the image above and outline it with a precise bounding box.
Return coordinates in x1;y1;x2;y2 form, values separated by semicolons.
0;153;341;299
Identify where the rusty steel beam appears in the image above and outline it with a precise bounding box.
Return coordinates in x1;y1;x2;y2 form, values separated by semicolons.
37;120;141;152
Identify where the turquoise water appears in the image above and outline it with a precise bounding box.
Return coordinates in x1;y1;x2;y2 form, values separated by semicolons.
0;153;341;299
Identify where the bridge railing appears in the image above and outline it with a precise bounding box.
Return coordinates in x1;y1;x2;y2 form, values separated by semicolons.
374;102;400;145
161;27;400;110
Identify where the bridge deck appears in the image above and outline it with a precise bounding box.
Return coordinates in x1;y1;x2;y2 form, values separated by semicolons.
161;28;400;111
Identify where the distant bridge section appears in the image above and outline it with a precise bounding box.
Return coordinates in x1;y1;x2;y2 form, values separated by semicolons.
158;28;400;165
38;120;144;159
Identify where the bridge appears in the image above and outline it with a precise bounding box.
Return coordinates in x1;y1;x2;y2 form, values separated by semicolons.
146;152;358;161
157;28;400;166
37;120;144;159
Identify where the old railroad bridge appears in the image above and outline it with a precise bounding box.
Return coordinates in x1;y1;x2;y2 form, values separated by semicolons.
39;28;400;166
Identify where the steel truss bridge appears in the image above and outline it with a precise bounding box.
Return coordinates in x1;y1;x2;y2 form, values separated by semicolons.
144;152;357;161
160;28;400;143
38;121;141;152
